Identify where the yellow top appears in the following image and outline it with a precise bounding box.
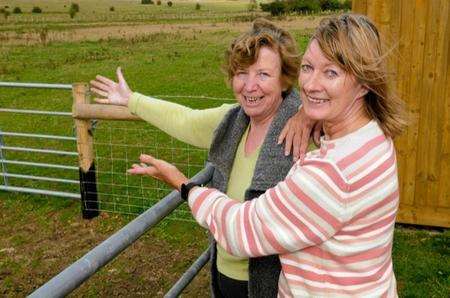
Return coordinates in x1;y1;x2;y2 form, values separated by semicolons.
216;126;260;280
129;92;256;280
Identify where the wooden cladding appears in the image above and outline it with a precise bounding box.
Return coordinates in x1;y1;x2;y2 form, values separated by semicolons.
353;0;450;227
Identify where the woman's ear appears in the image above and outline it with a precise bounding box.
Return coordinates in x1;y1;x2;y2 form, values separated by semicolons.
281;77;289;92
357;84;369;99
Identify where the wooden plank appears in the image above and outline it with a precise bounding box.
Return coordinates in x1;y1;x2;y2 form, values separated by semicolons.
426;0;446;210
390;0;415;205
366;0;381;25
379;0;392;37
397;205;450;228
414;0;441;208
392;0;413;207
397;0;422;208
352;0;368;14
388;0;401;74
403;0;427;210
437;0;450;209
73;103;141;121
428;0;449;210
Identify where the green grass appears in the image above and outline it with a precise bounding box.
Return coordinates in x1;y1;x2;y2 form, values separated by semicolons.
0;0;270;32
393;227;450;297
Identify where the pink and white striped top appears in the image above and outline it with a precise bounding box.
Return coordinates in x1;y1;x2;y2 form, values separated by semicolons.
188;120;399;297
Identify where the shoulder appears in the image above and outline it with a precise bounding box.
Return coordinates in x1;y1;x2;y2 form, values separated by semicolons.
335;123;396;183
192;103;238;123
214;103;245;128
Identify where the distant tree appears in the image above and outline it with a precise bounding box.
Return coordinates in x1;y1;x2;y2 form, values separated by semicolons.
13;7;22;14
260;1;286;16
195;2;201;10
69;5;78;18
31;6;42;13
110;6;115;11
288;0;321;14
342;0;352;10
261;0;329;15
167;1;173;7
156;0;161;5
70;3;80;12
319;0;340;11
141;0;154;4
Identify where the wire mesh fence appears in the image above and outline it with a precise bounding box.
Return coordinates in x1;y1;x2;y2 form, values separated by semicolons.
88;122;209;220
1;83;233;221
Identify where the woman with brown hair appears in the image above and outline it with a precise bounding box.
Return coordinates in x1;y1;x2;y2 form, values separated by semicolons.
91;19;318;297
130;14;407;297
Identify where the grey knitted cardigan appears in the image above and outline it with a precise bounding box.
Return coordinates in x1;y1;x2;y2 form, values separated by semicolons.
207;90;300;298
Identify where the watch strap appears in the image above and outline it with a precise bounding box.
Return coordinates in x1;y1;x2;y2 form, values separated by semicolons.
180;182;200;201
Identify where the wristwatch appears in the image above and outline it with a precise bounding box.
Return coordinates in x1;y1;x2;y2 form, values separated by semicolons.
180;182;200;201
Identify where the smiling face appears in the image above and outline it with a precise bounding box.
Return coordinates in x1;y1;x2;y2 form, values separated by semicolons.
299;39;367;124
232;47;284;124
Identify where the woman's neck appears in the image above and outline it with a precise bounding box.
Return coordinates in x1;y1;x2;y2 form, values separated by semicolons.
323;102;371;140
245;116;274;155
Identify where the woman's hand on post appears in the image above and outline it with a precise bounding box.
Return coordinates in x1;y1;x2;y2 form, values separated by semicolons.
278;106;321;162
127;154;189;191
90;67;132;106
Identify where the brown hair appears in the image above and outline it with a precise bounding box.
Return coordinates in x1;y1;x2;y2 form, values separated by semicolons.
313;13;407;138
223;18;300;93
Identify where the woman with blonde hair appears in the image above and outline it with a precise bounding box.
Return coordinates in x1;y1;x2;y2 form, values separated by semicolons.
130;13;407;297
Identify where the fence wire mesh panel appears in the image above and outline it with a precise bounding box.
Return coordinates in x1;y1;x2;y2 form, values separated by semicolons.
84;96;233;220
0;85;80;198
90;124;207;220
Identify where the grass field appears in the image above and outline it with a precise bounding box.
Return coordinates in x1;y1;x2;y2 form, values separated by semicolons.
0;0;268;33
0;0;449;297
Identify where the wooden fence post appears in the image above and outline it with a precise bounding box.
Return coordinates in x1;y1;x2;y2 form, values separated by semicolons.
72;83;99;219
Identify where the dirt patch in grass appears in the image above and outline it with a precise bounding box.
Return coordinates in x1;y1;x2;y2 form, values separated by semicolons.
0;196;210;297
0;17;323;45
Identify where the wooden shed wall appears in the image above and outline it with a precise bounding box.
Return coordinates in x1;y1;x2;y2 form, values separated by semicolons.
353;0;450;227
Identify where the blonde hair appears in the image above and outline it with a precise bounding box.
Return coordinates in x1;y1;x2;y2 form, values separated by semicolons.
224;18;300;93
313;14;407;138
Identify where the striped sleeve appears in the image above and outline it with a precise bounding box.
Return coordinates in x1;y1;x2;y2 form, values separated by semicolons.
188;161;349;258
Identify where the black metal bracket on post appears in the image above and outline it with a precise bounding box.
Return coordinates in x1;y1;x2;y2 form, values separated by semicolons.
0;130;8;186
79;163;100;219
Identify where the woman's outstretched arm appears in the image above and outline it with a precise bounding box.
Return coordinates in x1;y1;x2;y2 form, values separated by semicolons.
129;154;348;258
90;67;235;149
188;161;348;257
